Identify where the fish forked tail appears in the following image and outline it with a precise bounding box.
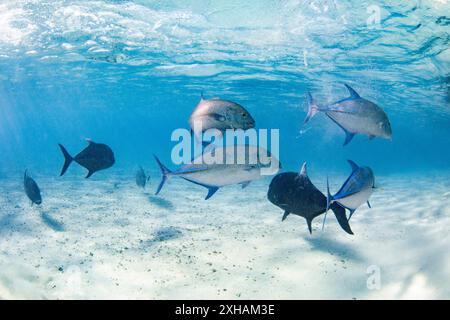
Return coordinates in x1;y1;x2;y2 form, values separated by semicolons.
154;155;172;195
303;92;320;124
58;144;73;176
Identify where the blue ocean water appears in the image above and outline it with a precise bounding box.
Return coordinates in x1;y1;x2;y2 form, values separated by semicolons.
0;0;449;299
0;0;448;178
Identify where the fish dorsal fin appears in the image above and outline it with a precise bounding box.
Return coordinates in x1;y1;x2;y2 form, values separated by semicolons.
347;159;359;172
200;92;205;101
86;138;95;145
345;84;361;99
299;162;307;176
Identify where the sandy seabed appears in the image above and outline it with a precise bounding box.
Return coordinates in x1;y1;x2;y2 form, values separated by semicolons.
0;170;449;299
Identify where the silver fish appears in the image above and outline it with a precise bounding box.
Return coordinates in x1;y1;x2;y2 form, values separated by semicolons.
325;160;375;227
304;84;392;145
189;94;255;144
154;145;280;200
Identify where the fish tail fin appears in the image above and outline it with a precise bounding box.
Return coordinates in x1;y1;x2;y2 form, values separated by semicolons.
154;155;172;195
58;144;73;176
326;176;332;212
322;177;333;231
304;92;320;124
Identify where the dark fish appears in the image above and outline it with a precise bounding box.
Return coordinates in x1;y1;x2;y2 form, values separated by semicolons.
24;170;42;205
136;166;150;189
58;139;115;178
304;84;392;145
267;162;353;235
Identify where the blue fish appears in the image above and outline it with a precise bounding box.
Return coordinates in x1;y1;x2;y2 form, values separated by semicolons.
304;84;392;145
323;160;375;229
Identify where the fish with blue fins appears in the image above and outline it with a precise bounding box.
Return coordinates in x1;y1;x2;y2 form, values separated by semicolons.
323;160;375;229
267;162;353;235
304;84;392;145
154;144;279;200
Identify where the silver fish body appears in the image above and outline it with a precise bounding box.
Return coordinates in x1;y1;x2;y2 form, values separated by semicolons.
154;145;279;199
189;96;255;141
304;84;392;145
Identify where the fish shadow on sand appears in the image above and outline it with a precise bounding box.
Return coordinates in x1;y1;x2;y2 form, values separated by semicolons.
304;235;363;263
141;227;182;248
147;196;175;210
40;212;65;232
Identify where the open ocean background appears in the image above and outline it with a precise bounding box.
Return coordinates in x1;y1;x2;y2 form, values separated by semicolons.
0;0;449;299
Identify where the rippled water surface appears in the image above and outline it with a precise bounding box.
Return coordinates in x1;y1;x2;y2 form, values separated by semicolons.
0;0;449;299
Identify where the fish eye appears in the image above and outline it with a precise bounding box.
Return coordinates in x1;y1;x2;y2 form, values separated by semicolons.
242;113;247;117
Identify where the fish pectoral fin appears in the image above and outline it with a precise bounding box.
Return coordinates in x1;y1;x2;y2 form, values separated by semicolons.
331;204;354;235
205;186;219;200
343;131;355;146
240;181;251;189
367;201;372;208
368;135;375;140
282;211;290;221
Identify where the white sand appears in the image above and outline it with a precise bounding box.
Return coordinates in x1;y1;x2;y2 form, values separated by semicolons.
0;171;449;299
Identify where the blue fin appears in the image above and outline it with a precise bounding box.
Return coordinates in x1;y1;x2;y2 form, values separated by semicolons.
154;155;172;195
344;84;361;99
205;186;219;200
322;177;333;231
367;201;372;208
347;159;359;172
240;181;251;189
348;208;356;221
326;115;356;146
282;211;289;221
343;131;355;146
